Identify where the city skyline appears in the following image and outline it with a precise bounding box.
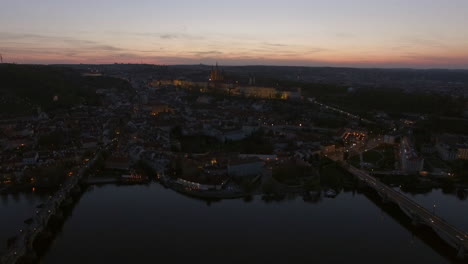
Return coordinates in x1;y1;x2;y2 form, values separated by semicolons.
1;0;468;68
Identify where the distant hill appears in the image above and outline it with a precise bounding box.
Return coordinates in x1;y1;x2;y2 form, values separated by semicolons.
0;64;133;116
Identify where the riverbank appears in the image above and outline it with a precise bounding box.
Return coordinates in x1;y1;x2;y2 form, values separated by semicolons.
164;180;250;199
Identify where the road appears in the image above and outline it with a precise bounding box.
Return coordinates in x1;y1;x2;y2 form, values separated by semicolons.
308;98;375;124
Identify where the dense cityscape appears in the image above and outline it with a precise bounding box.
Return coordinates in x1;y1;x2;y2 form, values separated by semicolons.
1;63;468;263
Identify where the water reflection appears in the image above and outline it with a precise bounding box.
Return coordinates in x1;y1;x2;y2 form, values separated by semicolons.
39;181;464;264
2;169;467;264
0;192;47;255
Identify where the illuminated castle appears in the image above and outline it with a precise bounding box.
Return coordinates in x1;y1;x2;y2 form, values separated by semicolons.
209;62;224;82
151;62;302;100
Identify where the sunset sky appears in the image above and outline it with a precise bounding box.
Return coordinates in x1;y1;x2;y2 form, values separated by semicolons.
1;0;468;68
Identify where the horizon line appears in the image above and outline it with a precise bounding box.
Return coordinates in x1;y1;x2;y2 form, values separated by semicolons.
3;62;468;71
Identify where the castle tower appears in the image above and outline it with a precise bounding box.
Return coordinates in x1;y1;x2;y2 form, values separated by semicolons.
209;62;224;82
248;74;256;86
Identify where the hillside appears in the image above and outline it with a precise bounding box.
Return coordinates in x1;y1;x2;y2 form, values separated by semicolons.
0;64;133;116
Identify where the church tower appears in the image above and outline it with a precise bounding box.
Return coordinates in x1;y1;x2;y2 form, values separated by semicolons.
209;62;224;82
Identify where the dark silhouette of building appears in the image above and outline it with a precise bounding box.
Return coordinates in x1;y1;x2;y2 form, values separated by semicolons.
209;62;224;82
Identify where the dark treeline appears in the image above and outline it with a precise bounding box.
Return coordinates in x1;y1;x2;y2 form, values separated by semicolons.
326;88;466;117
0;64;134;116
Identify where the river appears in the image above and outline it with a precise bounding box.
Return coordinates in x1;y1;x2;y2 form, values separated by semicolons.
13;182;460;264
0;191;48;256
404;188;468;232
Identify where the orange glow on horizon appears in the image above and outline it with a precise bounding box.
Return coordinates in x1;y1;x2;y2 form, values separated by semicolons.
4;45;468;68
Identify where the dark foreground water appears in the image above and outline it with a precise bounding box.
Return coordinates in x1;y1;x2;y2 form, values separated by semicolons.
405;189;468;233
0;192;47;255
15;182;461;264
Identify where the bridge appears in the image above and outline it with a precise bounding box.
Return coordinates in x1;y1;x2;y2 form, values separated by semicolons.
1;151;105;264
308;98;375;124
342;162;468;259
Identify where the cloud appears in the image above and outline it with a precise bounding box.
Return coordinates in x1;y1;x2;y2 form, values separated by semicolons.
0;32;136;59
0;32;97;45
400;35;448;49
6;49;468;69
161;33;205;40
335;32;356;39
190;50;224;56
259;42;330;55
401;53;464;62
128;31;205;40
391;45;411;51
308;47;330;53
89;45;124;51
1;31;466;69
262;42;288;47
160;34;177;39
